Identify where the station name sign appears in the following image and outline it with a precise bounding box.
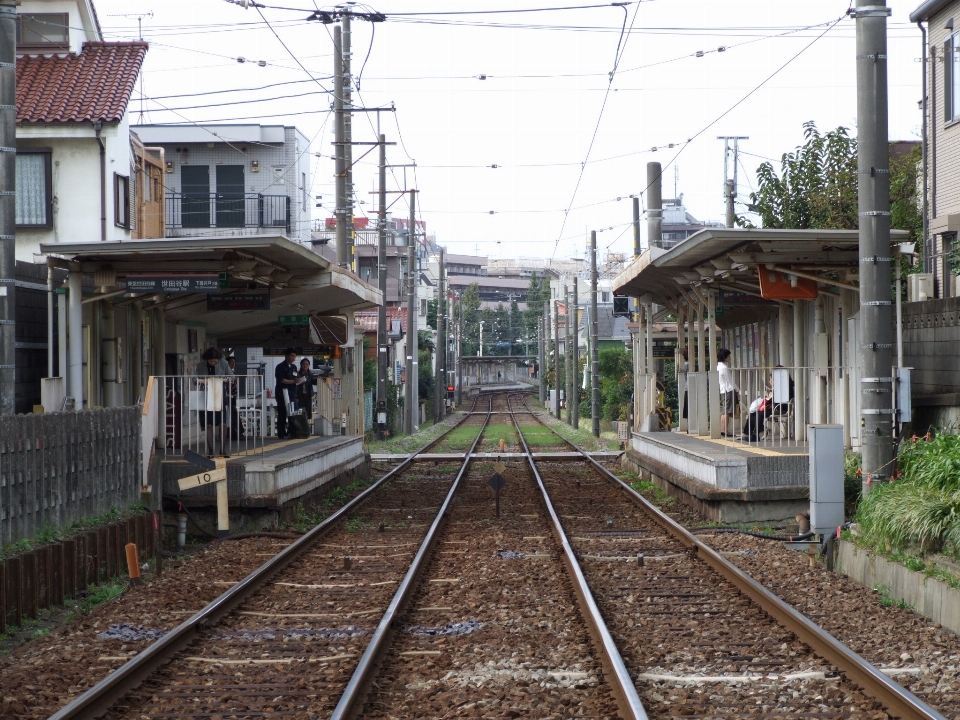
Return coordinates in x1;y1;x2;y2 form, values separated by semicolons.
207;293;271;311
127;274;221;293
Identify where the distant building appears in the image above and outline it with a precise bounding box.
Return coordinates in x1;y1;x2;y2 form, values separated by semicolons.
659;194;722;250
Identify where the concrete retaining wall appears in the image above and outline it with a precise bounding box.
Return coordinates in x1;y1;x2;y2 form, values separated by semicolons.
0;408;142;545
837;540;960;635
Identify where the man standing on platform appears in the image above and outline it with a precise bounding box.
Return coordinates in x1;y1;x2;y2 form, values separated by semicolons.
275;348;303;439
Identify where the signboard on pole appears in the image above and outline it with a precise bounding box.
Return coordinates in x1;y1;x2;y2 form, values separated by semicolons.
278;314;311;327
126;274;221;293
207;293;270;311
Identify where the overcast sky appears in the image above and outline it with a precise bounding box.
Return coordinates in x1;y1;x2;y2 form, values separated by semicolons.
95;0;926;262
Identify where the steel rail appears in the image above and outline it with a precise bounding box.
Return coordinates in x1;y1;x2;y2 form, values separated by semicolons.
516;396;947;720
329;394;495;719
47;395;485;720
506;395;649;720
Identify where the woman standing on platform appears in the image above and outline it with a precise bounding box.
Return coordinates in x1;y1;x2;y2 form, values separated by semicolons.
297;358;316;423
716;348;738;437
195;347;234;458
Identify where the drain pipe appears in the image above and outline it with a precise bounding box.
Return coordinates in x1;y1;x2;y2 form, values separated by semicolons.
918;21;930;273
94;121;106;241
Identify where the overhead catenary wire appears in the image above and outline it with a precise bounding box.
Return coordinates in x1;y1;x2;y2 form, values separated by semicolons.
551;0;639;258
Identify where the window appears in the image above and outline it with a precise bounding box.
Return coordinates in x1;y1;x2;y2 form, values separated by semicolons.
947;31;960;123
15;149;52;228
16;14;69;51
114;174;130;228
601;291;611;303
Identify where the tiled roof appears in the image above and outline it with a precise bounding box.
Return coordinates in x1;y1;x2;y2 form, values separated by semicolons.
16;42;147;124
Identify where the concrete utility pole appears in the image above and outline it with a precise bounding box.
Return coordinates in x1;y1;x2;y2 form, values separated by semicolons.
0;0;14;414
553;299;561;419
718;136;748;228
377;134;388;416
572;275;579;427
333;26;348;268
633;196;642;257
342;13;355;271
538;307;547;403
646;163;663;249
456;296;463;406
435;248;445;421
590;230;600;437
856;0;893;494
406;191;417;432
564;286;571;426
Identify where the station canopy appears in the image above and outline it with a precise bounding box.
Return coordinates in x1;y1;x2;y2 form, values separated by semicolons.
41;235;381;340
613;228;911;321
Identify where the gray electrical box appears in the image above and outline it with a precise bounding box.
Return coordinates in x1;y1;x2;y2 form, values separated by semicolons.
897;367;912;424
809;424;845;537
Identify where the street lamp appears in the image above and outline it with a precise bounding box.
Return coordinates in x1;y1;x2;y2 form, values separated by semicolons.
478;321;484;357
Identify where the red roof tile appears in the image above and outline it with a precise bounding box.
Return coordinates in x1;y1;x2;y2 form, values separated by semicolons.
16;42;147;124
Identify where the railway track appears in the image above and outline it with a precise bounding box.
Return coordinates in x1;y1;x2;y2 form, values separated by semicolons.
40;390;949;719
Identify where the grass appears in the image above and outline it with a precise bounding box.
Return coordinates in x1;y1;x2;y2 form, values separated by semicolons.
285;477;374;532
0;504;152;561
874;584;914;610
480;423;519;447
535;413;621;452
518;425;565;448
78;581;125;614
855;432;960;555
366;414;460;455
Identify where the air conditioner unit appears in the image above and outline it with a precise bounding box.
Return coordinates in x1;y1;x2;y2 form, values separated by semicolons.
907;273;933;303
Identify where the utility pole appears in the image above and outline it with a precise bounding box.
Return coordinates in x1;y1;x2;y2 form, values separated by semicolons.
377;134;388;420
333;26;348;268
565;285;572;426
647;162;663;248
435;248;445;421
590;230;600;437
855;0;893;494
553;299;561;419
539;307;547;404
572;275;579;427
633;196;642;257
718;136;748;228
342;13;355;271
0;0;15;415
406;190;417;433
456;295;463;406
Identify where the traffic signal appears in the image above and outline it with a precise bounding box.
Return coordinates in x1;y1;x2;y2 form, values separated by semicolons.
613;293;631;318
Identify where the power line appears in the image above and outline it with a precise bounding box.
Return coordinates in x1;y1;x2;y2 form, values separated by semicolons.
551;0;638;258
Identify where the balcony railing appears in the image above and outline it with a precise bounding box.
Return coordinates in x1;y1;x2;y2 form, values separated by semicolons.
166;193;290;233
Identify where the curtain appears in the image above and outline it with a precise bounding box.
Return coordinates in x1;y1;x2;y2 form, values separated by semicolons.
15;153;47;225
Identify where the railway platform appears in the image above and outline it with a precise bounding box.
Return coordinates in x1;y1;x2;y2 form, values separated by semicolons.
161;434;368;523
623;430;809;523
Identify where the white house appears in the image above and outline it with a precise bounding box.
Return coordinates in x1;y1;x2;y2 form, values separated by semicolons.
14;0;146;261
130;124;313;245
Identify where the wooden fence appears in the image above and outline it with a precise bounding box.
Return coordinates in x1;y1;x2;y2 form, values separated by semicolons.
0;408;142;545
1;512;157;631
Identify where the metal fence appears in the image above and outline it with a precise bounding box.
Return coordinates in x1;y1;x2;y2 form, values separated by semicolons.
678;364;853;448
0;408;141;545
165;193;290;233
156;374;265;459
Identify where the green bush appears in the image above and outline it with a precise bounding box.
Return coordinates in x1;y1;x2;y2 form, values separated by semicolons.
856;433;960;554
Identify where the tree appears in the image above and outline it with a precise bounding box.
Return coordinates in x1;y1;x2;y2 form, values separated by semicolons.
747;121;858;230
598;346;633;421
747;122;923;272
460;283;482;356
524;273;545;340
418;330;435;411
